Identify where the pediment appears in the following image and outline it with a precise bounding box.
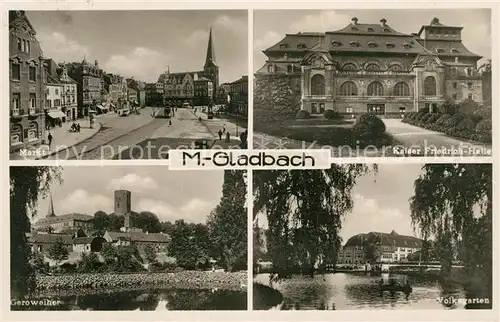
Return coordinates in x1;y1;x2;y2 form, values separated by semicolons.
301;52;333;68
411;54;444;70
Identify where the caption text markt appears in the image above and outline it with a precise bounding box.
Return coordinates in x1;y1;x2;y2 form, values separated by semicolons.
169;150;331;170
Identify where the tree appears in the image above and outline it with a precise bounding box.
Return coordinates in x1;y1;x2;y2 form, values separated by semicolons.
168;220;212;270
131;211;162;233
363;243;380;264
409;164;492;285
207;170;247;272
10;166;63;297
93;210;108;231
253;165;375;279
47;237;69;265
144;244;157;264
160;220;174;235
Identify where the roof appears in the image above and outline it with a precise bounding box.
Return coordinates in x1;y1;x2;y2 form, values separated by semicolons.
416;39;481;58
205;27;217;67
46;73;61;85
27;233;73;245
195;77;212;82
345;231;423;248
35;213;94;225
230;75;248;85
417;17;463;36
264;33;325;53
73;237;95;244
9;11;36;33
106;231;171;243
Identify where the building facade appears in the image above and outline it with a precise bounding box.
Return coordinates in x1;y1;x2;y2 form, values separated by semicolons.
27;232;73;254
44;58;66;127
338;230;423;264
229;75;248;117
9;10;47;152
127;78;146;106
57;64;78;121
158;27;219;106
145;82;164;106
66;59;103;117
216;83;231;105
257;17;483;117
194;77;213;106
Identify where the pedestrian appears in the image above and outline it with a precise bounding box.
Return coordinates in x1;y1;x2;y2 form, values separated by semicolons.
48;132;53;149
225;131;230;143
169;119;172;127
223;124;226;133
77;123;81;132
218;129;223;140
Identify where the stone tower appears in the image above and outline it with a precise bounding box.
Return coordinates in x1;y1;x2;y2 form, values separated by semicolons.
114;190;131;231
203;26;219;101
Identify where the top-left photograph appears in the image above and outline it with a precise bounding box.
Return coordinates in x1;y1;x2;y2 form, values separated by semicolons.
9;10;249;160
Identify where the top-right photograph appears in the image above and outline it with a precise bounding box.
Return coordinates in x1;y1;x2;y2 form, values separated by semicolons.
253;9;492;157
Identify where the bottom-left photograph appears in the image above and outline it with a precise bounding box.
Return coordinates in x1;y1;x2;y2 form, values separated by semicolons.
10;166;248;311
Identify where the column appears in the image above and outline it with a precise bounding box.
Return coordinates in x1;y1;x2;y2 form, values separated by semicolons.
325;65;333;97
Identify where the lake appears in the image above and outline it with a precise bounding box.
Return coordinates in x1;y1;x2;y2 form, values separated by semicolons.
254;272;491;310
12;287;247;311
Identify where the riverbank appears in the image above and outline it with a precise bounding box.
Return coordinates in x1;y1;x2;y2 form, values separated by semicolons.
253;283;283;310
35;271;247;292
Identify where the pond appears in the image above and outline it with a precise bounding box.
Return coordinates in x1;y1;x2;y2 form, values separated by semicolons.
12;287;247;311
254;273;491;310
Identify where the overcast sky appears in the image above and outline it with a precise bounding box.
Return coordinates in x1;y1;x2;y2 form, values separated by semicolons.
34;167;224;224
254;9;491;71
256;164;425;242
26;10;248;84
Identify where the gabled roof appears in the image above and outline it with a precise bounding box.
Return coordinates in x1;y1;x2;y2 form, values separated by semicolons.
345;231;423;248
27;233;73;245
35;213;94;225
73;237;95;244
9;11;36;34
158;71;205;85
230;75;248;85
416;39;481;59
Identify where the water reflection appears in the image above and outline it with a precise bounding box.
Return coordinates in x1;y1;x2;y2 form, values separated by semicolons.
254;273;488;310
12;288;247;311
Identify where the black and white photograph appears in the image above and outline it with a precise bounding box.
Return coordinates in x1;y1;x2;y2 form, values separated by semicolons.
9;10;248;160
10;167;248;310
253;10;492;157
253;164;492;310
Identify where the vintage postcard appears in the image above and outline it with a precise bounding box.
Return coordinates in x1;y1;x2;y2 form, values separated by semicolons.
8;10;248;161
253;9;492;157
9;166;248;310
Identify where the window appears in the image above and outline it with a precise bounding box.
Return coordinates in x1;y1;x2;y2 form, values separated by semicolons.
384;28;390;32
367;28;374;32
399;107;406;113
11;62;20;80
468;93;473;100
26;41;30;53
365;63;380;71
332;41;342;47
279;43;288;48
368;42;377;48
451;49;460;53
394;82;410;96
467;82;473;89
346;107;353;113
311;74;325;96
452;94;458;100
12;93;20;110
287;64;293;73
436;48;445;53
22;39;26;52
342;63;357;71
389;64;403;72
367;81;384;96
351;27;358;31
319;103;325;113
55;88;59;95
17;38;22;50
386;42;395;49
423;76;437;95
349;41;359;47
30;93;36;109
29;66;36;81
453;82;458;89
46;100;52;108
339;81;357;96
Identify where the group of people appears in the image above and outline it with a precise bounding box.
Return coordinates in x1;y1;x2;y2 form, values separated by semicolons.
70;122;81;133
217;124;231;142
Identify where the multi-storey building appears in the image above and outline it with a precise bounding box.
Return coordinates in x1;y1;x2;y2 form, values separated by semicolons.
66;59;103;117
127;86;138;105
44;58;66;127
216;83;231;105
158;27;219;106
127;78;146;106
57;63;78;121
257;17;483;116
145;82;164;106
337;230;423;264
9;10;47;152
229;75;248;117
194;77;213;106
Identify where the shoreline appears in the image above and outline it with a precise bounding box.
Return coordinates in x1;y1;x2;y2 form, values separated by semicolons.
35;271;247;293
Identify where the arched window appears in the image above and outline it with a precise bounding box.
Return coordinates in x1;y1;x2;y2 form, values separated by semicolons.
10;124;23;145
28;122;39;141
342;63;357;71
389;64;403;72
311;74;325;96
367;81;384;96
339;81;358;96
393;82;410;96
424;76;437;96
365;63;380;71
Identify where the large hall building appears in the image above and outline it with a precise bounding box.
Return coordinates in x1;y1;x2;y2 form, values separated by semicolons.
256;17;484;116
157;27;219;107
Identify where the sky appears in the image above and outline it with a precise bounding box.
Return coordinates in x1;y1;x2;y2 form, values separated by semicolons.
256;164;426;242
254;9;491;71
26;10;248;84
34;167;225;225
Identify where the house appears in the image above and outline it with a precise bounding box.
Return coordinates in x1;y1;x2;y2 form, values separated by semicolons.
103;230;171;252
27;232;73;254
72;236;106;253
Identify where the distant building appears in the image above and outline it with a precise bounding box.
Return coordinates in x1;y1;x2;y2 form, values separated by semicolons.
44;58;66;127
9;10;47;153
27;232;73;254
65;59;104;117
145;82;164;106
32;193;94;233
216;83;230;105
72;236;106;253
228;75;248;117
57;63;78;121
194;77;213;106
103;231;170;252
338;230;423;264
127;78;146;106
127;86;138;106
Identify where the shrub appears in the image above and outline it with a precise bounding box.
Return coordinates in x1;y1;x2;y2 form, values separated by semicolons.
472;107;492;121
353;114;386;137
443;114;464;128
296;110;310;119
475;119;492;135
436;114;452;126
427;114;441;124
323;109;342;120
420;113;433;123
455;117;478;133
441;102;458;115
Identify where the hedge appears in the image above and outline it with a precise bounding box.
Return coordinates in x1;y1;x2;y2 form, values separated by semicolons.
296;110;310;119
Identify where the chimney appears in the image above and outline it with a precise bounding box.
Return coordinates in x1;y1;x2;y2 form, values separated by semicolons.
380;18;387;27
351;17;359;25
95;60;99;67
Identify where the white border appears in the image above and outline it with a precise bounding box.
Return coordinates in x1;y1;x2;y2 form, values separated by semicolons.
3;1;499;321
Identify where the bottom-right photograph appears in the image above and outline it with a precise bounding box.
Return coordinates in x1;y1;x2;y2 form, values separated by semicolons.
252;164;492;310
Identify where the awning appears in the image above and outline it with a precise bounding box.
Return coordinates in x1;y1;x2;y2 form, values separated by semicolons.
97;105;108;110
48;111;66;119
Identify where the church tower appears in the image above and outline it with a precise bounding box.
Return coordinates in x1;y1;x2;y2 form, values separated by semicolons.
203;26;219;102
46;193;56;218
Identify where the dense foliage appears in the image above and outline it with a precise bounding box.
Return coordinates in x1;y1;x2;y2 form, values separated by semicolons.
10;166;63;297
167;220;212;270
47;237;69;264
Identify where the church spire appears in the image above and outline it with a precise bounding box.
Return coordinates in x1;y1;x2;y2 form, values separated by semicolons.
46;193;56;218
204;26;217;68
